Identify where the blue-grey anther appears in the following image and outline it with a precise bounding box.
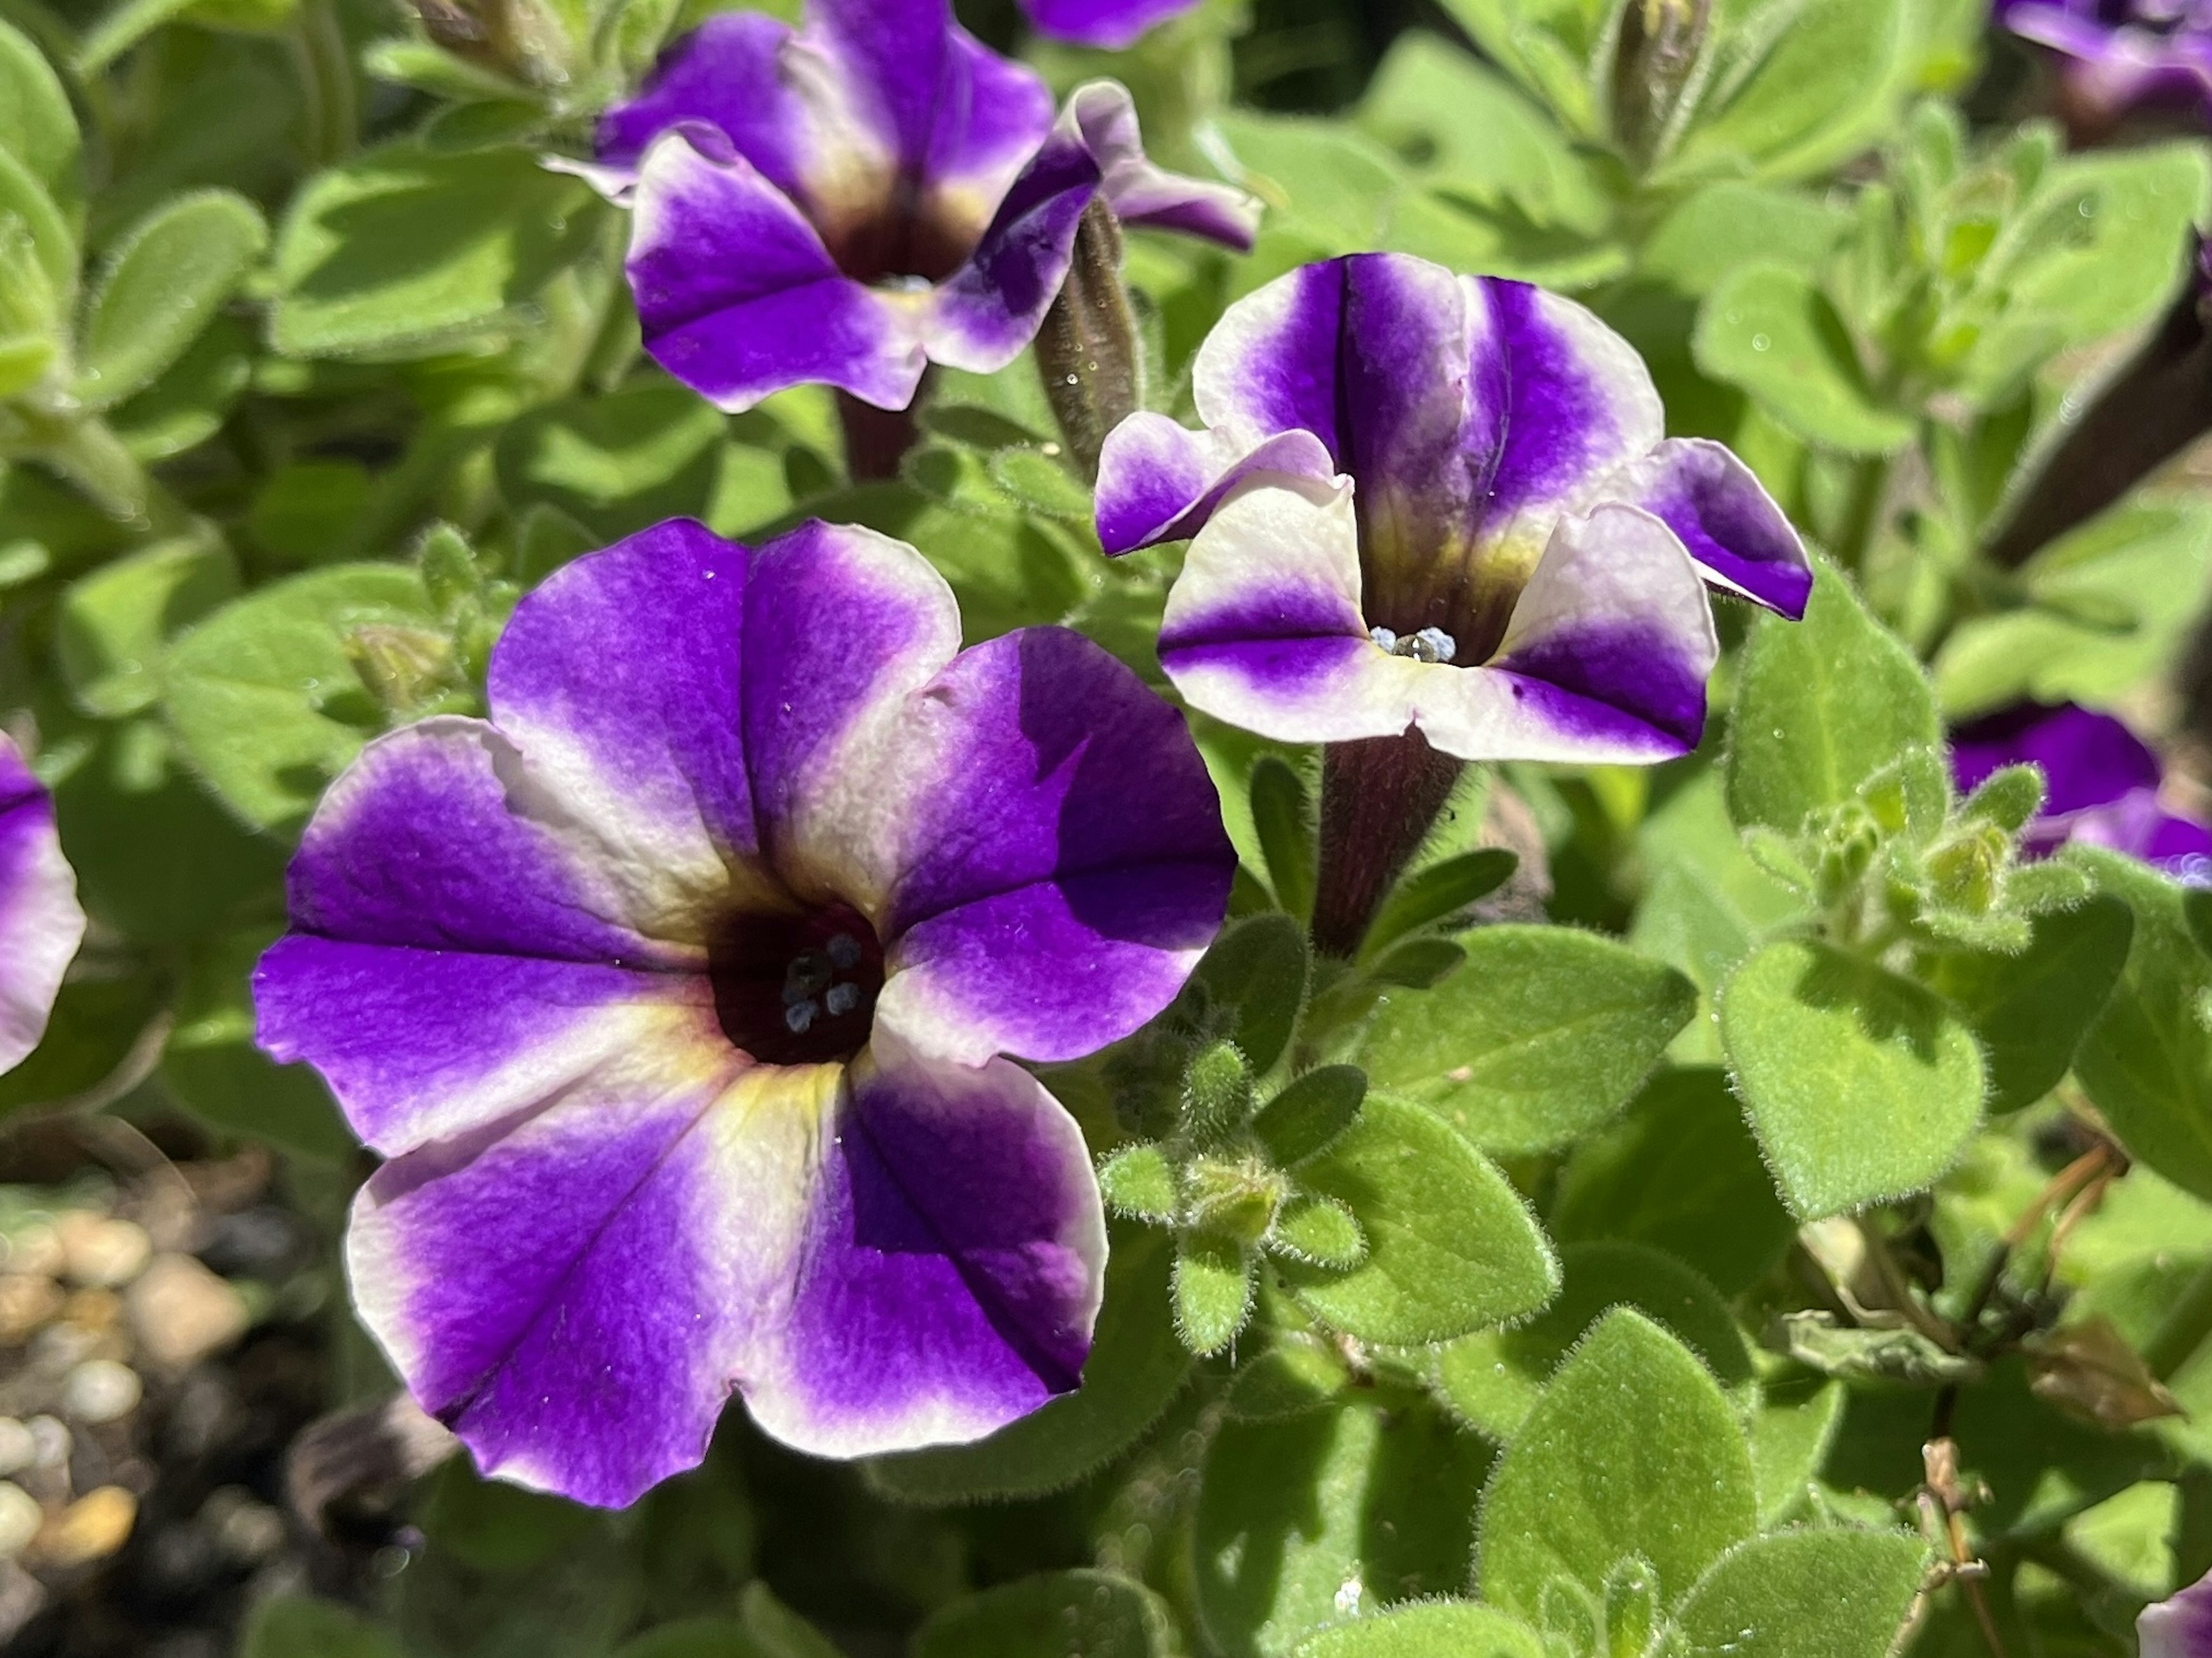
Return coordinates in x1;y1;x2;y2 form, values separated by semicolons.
1372;625;1456;664
827;934;862;970
824;983;861;1017
784;1000;819;1034
1369;626;1400;653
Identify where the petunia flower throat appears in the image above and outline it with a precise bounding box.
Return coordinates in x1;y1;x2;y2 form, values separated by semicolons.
582;0;1258;425
254;517;1236;1509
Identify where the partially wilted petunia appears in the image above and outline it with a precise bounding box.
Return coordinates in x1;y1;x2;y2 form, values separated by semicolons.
1092;253;1810;766
253;519;1235;1508
0;734;84;1076
584;0;1257;413
1950;699;2212;881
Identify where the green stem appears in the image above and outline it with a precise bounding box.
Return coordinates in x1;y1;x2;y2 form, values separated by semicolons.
25;412;191;536
2145;1254;2212;1380
1832;453;1892;577
290;0;357;167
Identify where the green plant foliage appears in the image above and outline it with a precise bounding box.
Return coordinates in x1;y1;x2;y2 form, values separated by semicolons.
1668;1531;1929;1658
77;191;267;409
1291;1601;1544;1658
915;1570;1177;1658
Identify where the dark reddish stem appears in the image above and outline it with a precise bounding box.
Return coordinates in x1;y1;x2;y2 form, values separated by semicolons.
1310;732;1465;959
836;389;924;483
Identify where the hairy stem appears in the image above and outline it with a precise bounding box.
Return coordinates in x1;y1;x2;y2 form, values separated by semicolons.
1310;733;1465;959
836;389;924;483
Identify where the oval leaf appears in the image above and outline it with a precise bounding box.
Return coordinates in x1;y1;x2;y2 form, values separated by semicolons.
79;189;267;409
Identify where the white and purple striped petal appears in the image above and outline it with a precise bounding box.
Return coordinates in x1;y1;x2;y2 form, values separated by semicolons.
0;736;83;1076
1595;438;1812;620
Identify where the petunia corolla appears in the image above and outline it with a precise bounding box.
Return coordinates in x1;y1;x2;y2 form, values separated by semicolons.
584;0;1257;413
1997;0;2212;127
1092;252;1811;765
254;518;1235;1508
1024;0;1196;48
0;734;84;1076
1950;699;2212;882
2145;1566;2212;1658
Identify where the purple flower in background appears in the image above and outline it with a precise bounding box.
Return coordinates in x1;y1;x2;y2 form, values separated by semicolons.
1091;253;1810;764
1950;700;2212;881
1025;0;1197;47
1995;1;2212;127
0;735;84;1076
253;518;1234;1508
585;0;1257;413
2144;1568;2212;1658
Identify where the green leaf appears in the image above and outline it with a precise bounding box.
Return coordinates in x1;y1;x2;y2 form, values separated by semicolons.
1359;847;1518;962
163;563;440;833
1099;1143;1178;1221
1432;0;1609;132
1252;1065;1366;1167
1550;1067;1797;1294
0;146;75;308
610;1620;763;1658
1360;925;1694;1154
2075;849;2212;1204
1668;1530;1926;1658
1719;939;1984;1219
1923;894;2134;1114
1641;182;1846;297
1196;1391;1494;1657
361;37;531;101
495;381;734;540
1749;1381;1846;1526
1292;1601;1545;1658
915;1571;1175;1658
0;20;78;194
246;459;374;565
111;311;255;460
241;1598;403;1658
1278;1093;1558;1345
1217;113;1407;253
270;143;601;359
1176;1236;1253;1355
1358;32;1608;233
1191;912;1310;1077
1694;266;1913;455
1725;559;1941;834
56;537;238;718
77;190;267;409
1435;1239;1752;1440
1250;756;1316;923
162;928;351;1159
864;1224;1189;1503
1477;1310;1758;1621
1671;0;1912;183
2006;143;2212;349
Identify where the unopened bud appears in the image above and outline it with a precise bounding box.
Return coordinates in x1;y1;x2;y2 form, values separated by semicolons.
1926;824;2009;915
343;624;464;722
1184;1155;1284;1246
1609;0;1713;168
1034;197;1144;481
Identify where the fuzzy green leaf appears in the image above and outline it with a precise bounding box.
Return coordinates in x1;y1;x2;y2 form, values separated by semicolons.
1252;1065;1366;1167
77;190;267;409
1668;1530;1927;1658
1291;1601;1545;1658
1694;267;1913;455
916;1571;1175;1658
1191;912;1310;1077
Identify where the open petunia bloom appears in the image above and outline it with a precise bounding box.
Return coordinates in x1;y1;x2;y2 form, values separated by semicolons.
1092;252;1810;766
1950;700;2212;882
2144;1567;2212;1658
1995;0;2212;128
588;0;1258;413
1024;0;1197;47
0;734;84;1077
254;518;1235;1508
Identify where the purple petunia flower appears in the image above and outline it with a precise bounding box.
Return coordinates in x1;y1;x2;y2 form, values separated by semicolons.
1090;253;1811;765
581;0;1257;414
0;735;83;1077
252;518;1235;1508
1996;0;2212;126
1025;0;1197;47
2145;1568;2212;1657
1950;700;2212;880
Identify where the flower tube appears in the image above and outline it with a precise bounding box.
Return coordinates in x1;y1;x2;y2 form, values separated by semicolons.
255;518;1236;1508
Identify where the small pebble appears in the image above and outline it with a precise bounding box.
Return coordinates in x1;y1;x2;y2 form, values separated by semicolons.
0;1277;62;1344
60;1360;140;1425
0;1422;33;1480
0;1485;39;1558
25;1417;70;1471
126;1255;247;1370
1;1226;62;1280
56;1215;150;1289
32;1485;136;1568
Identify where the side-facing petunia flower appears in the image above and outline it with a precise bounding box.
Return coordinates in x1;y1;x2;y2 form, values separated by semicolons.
1094;252;1810;763
1995;0;2212;131
2144;1566;2212;1658
253;518;1236;1508
583;0;1258;415
1024;0;1197;48
0;734;84;1076
1950;699;2212;881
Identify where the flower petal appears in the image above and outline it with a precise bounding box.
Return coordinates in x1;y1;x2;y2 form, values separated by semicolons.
924;28;1058;227
865;627;1234;1064
1155;473;1402;744
739;519;963;909
2066;788;2212;882
1597;438;1811;619
1467;503;1717;764
1093;413;1336;555
630;132;927;412
2143;1569;2212;1658
488;519;764;901
741;1033;1104;1456
0;737;83;1075
350;1048;826;1509
1023;0;1196;48
1066;82;1257;249
594;12;827;200
1949;701;2162;818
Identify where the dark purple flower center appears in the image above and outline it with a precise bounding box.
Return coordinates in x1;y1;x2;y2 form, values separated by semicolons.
709;901;885;1065
817;175;976;287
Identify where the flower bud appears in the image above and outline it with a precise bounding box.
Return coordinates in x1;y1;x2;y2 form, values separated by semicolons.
1609;0;1713;168
1182;1039;1253;1140
1035;198;1145;481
